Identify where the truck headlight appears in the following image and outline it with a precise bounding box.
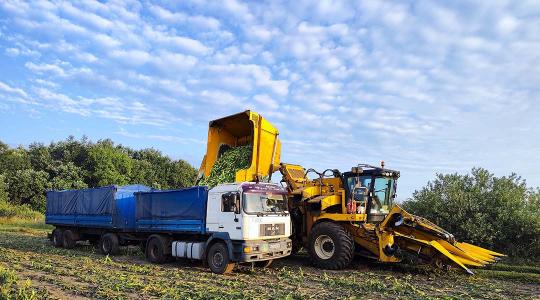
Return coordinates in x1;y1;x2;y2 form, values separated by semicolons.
244;245;259;253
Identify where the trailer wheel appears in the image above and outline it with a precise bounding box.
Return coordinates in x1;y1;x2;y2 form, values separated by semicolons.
100;233;120;255
146;236;170;264
52;229;63;248
254;259;273;268
308;222;354;270
62;230;77;249
207;242;235;274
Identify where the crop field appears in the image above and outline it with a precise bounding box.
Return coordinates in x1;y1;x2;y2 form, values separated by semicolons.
0;219;539;300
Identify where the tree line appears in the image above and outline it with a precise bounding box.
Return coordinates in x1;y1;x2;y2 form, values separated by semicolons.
0;136;197;213
403;168;540;259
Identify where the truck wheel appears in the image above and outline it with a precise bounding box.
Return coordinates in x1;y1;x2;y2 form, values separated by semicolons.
308;222;354;270
100;233;120;255
52;229;63;248
146;236;170;264
207;243;235;274
254;259;273;268
62;230;77;249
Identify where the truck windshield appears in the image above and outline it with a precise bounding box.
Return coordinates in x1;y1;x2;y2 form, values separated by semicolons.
243;192;288;214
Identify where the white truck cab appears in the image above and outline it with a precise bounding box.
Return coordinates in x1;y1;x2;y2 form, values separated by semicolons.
206;182;292;263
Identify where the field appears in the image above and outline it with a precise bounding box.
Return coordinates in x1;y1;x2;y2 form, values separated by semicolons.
0;219;539;300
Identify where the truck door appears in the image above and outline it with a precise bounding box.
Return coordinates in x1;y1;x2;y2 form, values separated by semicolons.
218;192;242;240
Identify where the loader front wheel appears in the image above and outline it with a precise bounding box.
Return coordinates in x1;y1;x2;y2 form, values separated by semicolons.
308;222;354;270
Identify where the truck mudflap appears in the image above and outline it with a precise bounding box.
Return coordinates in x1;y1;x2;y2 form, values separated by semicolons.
238;238;292;262
381;206;505;274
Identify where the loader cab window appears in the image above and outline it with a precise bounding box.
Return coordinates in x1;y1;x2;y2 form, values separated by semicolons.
371;177;395;214
347;176;372;213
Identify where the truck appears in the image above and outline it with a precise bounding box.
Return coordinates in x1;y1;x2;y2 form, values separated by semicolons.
46;183;292;274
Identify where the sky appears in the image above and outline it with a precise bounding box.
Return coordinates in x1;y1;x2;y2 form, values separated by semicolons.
0;0;539;201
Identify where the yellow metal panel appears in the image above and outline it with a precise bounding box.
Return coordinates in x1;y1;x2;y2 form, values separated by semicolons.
302;186;321;198
315;213;366;222
199;110;281;183
320;195;341;211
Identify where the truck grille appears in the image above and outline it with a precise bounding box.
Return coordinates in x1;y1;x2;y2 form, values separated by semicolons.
260;223;285;236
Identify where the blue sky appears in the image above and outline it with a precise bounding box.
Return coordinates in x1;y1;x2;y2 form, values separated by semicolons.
0;0;539;200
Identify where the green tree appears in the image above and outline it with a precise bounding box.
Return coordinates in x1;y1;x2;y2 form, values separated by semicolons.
0;146;31;173
167;159;197;188
87;140;133;186
0;174;8;203
49;135;91;167
5;169;49;212
28;142;53;172
403;168;540;258
49;162;87;190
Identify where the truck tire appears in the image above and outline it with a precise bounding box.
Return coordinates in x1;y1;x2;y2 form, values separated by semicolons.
254;259;273;268
100;233;120;255
207;242;235;274
62;230;77;249
308;222;354;270
146;236;170;264
52;229;63;248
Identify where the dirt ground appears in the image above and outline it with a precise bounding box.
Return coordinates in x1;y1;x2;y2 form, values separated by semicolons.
0;224;539;300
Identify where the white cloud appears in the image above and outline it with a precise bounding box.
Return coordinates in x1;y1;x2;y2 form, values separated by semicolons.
0;81;28;98
25;62;66;77
498;16;519;35
254;94;279;110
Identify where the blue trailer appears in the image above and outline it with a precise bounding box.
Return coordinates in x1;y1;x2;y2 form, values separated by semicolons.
46;183;292;274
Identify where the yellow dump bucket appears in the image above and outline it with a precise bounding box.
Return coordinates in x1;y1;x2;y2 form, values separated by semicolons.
198;110;281;183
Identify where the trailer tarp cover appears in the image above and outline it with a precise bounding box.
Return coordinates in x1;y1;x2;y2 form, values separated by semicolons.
136;186;208;220
46;185;152;215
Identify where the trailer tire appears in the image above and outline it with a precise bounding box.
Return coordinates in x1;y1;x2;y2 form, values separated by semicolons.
308;222;354;270
62;230;77;249
207;242;235;274
100;233;120;255
146;236;170;264
52;229;63;248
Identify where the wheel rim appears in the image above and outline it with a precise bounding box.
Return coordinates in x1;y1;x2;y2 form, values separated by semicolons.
314;235;335;259
212;251;224;267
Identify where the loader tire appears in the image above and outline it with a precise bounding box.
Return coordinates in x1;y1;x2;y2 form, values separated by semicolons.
308;222;354;270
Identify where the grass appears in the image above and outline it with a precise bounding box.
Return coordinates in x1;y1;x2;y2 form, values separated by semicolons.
0;220;538;299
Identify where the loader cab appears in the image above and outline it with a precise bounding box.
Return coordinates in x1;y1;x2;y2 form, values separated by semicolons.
343;165;399;223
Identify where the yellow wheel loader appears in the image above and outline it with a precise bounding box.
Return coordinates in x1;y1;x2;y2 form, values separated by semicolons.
198;110;504;274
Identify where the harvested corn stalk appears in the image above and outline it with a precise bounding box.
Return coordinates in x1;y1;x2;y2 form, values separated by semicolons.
200;145;252;187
